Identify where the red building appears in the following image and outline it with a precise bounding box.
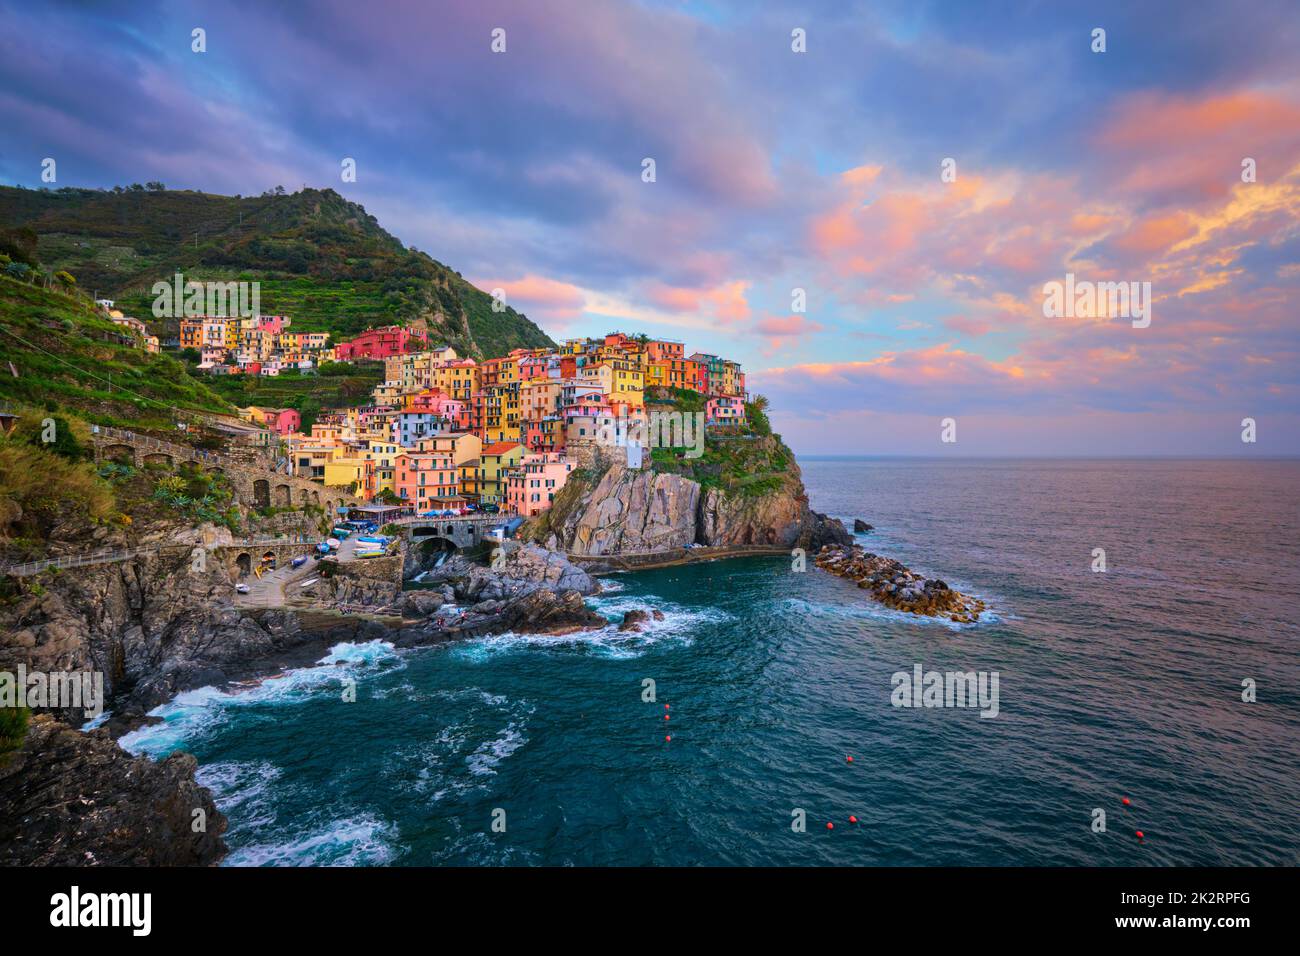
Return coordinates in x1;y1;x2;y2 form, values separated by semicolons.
334;325;429;361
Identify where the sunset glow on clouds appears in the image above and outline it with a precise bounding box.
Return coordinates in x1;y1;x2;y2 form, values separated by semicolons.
2;0;1297;453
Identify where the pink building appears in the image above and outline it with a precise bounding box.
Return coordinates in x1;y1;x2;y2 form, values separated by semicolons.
706;396;745;425
266;408;301;435
255;315;290;335
335;325;429;361
395;452;460;512
405;389;465;420
506;453;575;517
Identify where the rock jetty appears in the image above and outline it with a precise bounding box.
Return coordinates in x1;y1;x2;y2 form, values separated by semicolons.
814;544;985;623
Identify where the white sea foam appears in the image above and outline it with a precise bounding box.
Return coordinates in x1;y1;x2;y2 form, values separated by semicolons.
449;593;732;660
776;595;999;631
80;710;112;731
222;812;401;867
466;721;527;776
119;640;401;757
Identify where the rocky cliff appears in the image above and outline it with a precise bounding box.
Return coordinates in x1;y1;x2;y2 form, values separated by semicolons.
1;549;332;717
0;715;227;866
525;437;849;556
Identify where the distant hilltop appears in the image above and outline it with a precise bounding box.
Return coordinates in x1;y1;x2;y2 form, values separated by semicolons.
0;183;555;360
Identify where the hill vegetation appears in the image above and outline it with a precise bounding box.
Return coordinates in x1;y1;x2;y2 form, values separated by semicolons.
0;275;232;432
0;184;556;359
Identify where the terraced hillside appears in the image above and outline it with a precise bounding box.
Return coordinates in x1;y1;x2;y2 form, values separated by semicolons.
0;184;556;359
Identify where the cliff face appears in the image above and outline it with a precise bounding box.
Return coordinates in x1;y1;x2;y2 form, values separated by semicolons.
0;715;227;865
1;549;326;716
533;466;702;555
527;439;849;556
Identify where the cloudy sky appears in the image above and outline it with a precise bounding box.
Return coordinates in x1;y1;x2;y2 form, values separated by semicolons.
2;0;1298;454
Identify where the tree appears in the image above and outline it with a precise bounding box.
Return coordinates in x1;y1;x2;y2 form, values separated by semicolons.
54;270;76;289
145;181;166;191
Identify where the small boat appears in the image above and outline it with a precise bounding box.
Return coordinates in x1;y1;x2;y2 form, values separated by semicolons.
291;555;308;569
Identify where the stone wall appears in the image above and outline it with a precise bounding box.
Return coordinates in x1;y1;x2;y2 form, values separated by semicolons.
91;428;360;513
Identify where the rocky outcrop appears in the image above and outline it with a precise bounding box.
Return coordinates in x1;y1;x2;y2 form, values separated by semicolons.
853;519;873;533
416;541;599;603
0;552;330;715
530;455;849;557
535;467;701;555
317;553;404;610
618;608;664;632
392;587;606;645
814;544;986;623
0;715;227;866
491;588;607;635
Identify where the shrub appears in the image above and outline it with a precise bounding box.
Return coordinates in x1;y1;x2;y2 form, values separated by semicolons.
0;707;30;766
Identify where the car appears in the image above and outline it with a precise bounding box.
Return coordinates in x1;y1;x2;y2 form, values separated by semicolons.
235;583;251;594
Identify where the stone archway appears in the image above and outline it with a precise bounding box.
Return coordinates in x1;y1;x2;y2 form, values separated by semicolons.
311;490;321;505
102;443;135;464
253;479;271;509
274;484;291;507
236;552;251;577
142;452;174;468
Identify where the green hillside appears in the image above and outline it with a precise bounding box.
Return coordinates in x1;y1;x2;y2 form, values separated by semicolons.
0;184;556;359
0;275;233;432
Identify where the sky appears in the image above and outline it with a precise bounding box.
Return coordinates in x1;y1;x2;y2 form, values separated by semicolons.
1;0;1298;455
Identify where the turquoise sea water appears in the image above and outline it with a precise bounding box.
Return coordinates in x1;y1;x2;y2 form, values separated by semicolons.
121;459;1300;865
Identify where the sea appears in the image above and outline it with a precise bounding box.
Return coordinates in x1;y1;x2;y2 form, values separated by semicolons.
119;458;1300;866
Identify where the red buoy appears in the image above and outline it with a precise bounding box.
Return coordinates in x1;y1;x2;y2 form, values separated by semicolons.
664;714;670;720
826;822;834;830
665;704;670;710
846;755;853;763
1122;797;1130;806
849;815;858;824
1135;830;1144;839
665;735;671;742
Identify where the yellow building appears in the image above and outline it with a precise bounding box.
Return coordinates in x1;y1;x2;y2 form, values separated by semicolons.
478;442;524;505
431;361;481;401
458;457;481;499
415;432;482;466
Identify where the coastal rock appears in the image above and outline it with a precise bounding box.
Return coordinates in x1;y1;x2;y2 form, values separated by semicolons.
428;542;599;602
853;519;873;533
0;551;331;715
538;465;701;555
529;454;850;556
401;591;444;618
619;609;650;632
477;588;606;636
319;553;404;611
0;715;227;866
814;544;986;623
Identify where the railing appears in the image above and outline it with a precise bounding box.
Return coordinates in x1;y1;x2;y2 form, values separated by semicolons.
0;544;181;577
381;512;517;529
1;535;315;577
95;425;220;463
